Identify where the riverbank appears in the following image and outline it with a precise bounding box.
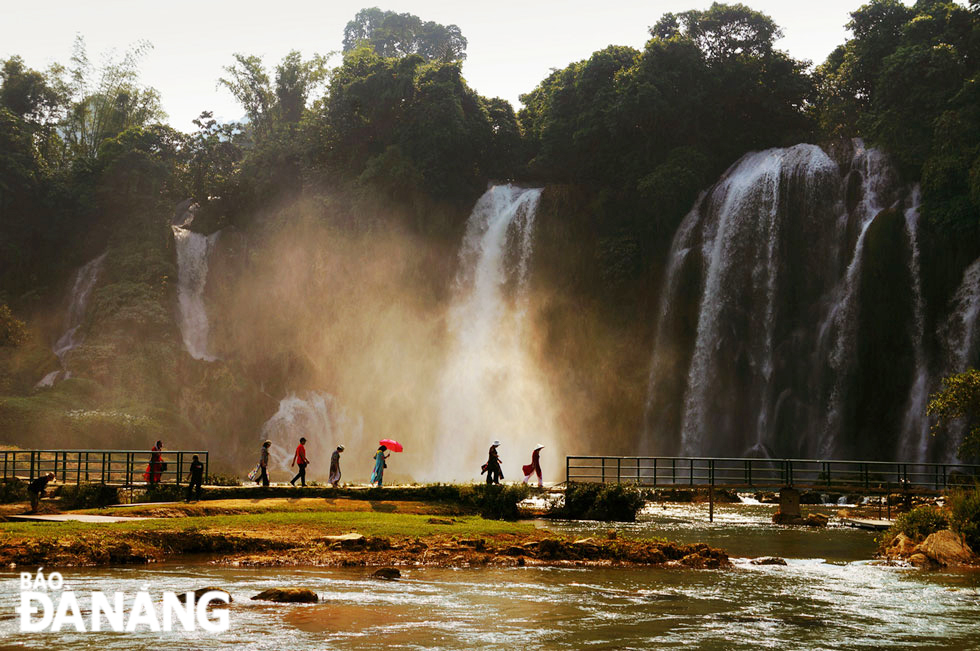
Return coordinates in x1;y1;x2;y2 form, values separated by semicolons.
0;497;730;570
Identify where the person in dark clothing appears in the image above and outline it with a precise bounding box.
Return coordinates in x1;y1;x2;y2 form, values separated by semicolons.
28;473;55;513
186;455;204;502
290;437;309;487
256;440;271;487
483;440;503;485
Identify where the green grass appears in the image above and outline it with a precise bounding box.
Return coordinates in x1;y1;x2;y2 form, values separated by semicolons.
0;510;534;540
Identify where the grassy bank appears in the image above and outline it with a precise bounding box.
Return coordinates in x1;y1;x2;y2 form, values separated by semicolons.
0;496;730;570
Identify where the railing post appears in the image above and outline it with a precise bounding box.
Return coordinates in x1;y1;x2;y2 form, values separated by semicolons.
601;458;606;484
76;452;81;485
672;458;676;485
689;459;694;486
176;452;183;488
29;451;36;482
204;452;209;485
566;456;570;484
863;463;869;490
617;457;621;484
652;458;657;487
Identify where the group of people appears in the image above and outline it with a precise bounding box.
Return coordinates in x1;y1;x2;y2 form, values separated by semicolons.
133;438;545;497
483;441;545;487
251;439;346;488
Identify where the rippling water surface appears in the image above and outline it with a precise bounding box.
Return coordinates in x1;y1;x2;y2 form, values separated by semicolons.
2;503;978;650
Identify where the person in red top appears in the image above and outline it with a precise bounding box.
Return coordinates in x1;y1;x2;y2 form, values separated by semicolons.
290;437;310;487
522;444;544;488
143;441;164;485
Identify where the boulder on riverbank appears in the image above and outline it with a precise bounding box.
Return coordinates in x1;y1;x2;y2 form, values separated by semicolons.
750;557;787;566
914;530;977;567
251;588;318;603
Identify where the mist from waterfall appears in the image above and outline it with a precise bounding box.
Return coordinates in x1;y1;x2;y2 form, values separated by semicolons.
260;392;363;476
430;184;556;481
172;225;220;361
37;252;107;388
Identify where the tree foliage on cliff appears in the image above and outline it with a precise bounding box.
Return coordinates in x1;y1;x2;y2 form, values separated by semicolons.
816;0;980;232
928;369;980;462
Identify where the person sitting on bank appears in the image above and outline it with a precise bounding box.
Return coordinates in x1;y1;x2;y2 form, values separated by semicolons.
28;472;55;513
186;455;205;502
290;437;309;487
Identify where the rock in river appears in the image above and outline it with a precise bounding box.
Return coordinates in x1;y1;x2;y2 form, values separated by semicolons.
251;588;319;603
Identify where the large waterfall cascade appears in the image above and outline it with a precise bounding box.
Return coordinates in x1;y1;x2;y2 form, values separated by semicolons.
260;392;363;475
431;184;557;481
37;252;107;388
643;140;971;461
172;225;221;361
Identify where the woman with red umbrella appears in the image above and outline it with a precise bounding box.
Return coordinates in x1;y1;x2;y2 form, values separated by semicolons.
371;439;401;487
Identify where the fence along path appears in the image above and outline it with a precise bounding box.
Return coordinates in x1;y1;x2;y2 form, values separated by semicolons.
566;456;980;494
1;449;209;487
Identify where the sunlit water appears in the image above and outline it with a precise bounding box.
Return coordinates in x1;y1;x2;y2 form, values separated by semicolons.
1;504;978;649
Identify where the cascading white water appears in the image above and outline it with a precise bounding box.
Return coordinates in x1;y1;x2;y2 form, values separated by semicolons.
670;145;839;456
933;256;980;459
259;392;363;475
818;144;898;458
646;139;927;460
172;226;220;361
37;252;107;388
944;257;980;372
431;184;556;481
898;188;931;460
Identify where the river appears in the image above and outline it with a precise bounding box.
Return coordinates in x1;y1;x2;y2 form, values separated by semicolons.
1;503;978;649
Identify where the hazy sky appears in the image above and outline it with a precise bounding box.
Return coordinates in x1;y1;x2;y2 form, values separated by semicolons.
1;0;884;131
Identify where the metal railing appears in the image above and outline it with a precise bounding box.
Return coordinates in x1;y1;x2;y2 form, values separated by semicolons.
0;450;209;487
566;456;980;493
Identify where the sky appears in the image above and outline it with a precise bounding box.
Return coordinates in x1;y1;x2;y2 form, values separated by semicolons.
0;0;883;132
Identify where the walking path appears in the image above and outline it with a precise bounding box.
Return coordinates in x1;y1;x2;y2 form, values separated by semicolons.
8;513;147;523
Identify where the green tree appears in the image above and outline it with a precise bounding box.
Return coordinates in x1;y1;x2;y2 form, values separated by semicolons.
342;7;467;61
928;369;980;461
0;303;29;346
57;37;164;161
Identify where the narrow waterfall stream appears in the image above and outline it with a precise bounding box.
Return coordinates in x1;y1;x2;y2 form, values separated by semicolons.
172;226;220;361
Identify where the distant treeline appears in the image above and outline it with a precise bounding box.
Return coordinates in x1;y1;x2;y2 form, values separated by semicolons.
1;1;978;308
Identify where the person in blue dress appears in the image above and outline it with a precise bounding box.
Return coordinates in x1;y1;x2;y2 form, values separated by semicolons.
371;445;389;487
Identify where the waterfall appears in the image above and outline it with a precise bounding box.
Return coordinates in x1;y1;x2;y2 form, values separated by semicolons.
172;225;220;361
431;184;555;481
645;139;924;459
898;187;930;460
933;256;980;459
259;392;363;475
37;252;107;387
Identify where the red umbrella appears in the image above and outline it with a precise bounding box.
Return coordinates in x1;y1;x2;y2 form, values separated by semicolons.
379;439;403;453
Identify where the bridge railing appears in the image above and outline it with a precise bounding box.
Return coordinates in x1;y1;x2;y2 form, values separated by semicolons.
565;456;980;493
0;450;209;487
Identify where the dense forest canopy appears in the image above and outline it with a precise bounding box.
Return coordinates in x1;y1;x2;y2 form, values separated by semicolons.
0;2;979;464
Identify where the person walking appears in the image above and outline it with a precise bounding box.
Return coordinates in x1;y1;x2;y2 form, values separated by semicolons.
371;445;389;487
256;440;271;487
483;440;503;485
27;472;55;513
290;437;309;487
185;455;205;502
522;444;545;488
143;440;164;485
328;445;344;488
